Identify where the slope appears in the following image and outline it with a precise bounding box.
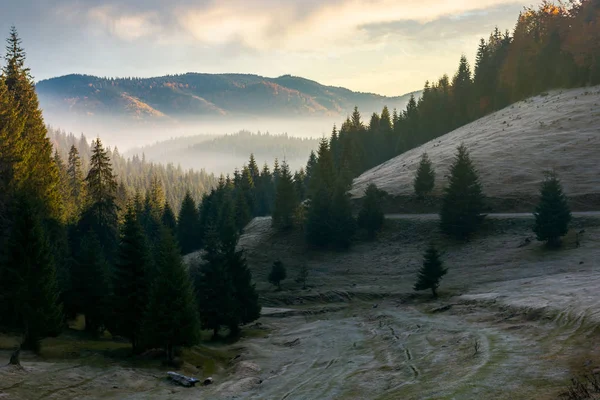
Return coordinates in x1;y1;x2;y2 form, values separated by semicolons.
351;86;600;210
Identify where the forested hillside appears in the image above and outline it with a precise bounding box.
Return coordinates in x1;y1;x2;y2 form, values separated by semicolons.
36;73;417;121
126;131;320;174
48;128;217;212
0;28;260;360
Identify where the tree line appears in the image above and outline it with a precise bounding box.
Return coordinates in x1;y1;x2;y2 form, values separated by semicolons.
49;128;217;217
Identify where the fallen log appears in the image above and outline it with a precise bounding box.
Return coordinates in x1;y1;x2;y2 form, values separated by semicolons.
167;371;199;387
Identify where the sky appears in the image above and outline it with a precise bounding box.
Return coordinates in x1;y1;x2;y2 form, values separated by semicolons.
1;0;543;96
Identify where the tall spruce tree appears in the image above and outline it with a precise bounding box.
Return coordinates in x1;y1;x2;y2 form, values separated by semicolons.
329;183;356;249
414;153;436;199
73;231;111;334
66;145;85;219
440;145;485;239
142;228;199;362
0;195;63;352
177;191;200;255
226;246;261;334
196;227;236;338
357;183;385;238
162;201;178;237
272;161;298;231
3;27;62;222
80;138;119;262
533;171;571;248
112;204;151;353
0;78;24;232
414;244;447;298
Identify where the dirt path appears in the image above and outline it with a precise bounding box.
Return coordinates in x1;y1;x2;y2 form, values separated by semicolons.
230;300;568;400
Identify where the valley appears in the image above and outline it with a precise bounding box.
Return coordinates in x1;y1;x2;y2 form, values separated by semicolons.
2;216;599;399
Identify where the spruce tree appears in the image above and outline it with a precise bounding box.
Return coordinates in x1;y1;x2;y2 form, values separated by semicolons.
255;163;273;216
329;183;356;249
414;153;435;199
73;231;111;334
533;171;571;248
305;184;332;247
142;228;199;362
162;201;178;237
293;168;306;201
112;205;151;353
414;244;447;298
0;195;63;352
272;161;298;231
66;145;85;218
304;151;317;197
0;78;24;230
80;138;119;262
234;187;252;232
357;183;385;238
440;145;485;239
3;27;62;222
226;247;261;334
248;153;260;183
177;191;200;254
196;227;236;338
268;260;287;290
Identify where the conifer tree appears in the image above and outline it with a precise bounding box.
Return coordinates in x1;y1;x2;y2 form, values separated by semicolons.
304;151;318;196
196;228;236;338
273;158;281;189
414;153;436;199
73;231;111;334
0;195;63;352
80;138;119;262
255;163;273;216
234;187;252;232
2;27;62;222
248;153;260;183
414;244;447;298
162;201;177;236
66;145;85;217
226;247;261;333
305;184;332;247
112;205;151;353
142;228;199;362
272;161;298;231
0;78;24;228
268;260;287;290
329;183;356;249
357;183;385;238
533;171;571;247
177;191;200;254
53;150;70;221
294;168;306;201
440;145;485;239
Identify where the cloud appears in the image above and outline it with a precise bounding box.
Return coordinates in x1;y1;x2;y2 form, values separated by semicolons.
0;0;543;94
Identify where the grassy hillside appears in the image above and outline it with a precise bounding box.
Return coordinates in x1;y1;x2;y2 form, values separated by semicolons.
351;86;600;210
36;73;417;121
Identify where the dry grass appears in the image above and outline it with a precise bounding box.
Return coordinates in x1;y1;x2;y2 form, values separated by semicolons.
352;86;600;209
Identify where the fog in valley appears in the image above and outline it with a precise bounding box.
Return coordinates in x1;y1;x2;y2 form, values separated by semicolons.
44;111;332;174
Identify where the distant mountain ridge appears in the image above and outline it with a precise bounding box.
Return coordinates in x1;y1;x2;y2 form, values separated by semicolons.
35;73;418;121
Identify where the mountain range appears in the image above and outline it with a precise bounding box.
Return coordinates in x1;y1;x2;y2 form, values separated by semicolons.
35;73;417;122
